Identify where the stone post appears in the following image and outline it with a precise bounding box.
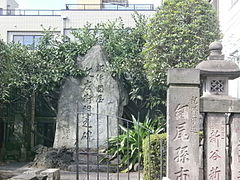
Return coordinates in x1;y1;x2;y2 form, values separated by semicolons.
230;113;240;180
167;68;200;180
200;96;240;180
205;113;226;180
196;42;240;180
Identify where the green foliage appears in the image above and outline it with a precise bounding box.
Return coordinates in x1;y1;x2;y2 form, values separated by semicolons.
0;15;156;152
0;33;85;102
143;0;221;110
0;42;35;101
143;133;167;180
0;14;152;120
73;15;150;118
104;115;165;172
69;23;98;56
34;32;84;92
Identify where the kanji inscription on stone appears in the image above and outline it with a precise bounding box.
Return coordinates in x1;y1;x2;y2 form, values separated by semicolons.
206;113;226;180
174;146;190;163
53;45;127;149
167;69;200;180
209;166;221;180
174;167;190;180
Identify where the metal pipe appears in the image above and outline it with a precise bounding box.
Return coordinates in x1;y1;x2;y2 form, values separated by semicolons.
160;139;163;179
117;117;120;180
127;121;130;180
76;103;79;180
138;113;141;180
97;103;99;180
107;115;110;180
148;134;151;179
87;112;90;180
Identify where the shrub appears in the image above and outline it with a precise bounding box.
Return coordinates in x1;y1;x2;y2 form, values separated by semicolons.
143;133;167;180
143;0;221;111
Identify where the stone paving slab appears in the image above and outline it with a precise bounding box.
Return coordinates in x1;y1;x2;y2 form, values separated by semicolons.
61;171;143;180
0;162;143;180
9;174;38;180
0;162;32;180
41;169;60;180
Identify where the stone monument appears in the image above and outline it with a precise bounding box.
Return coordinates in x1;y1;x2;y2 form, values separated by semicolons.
53;45;127;149
167;42;240;180
167;68;200;180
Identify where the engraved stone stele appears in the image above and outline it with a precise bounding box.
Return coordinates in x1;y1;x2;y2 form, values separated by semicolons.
196;42;240;180
167;68;200;180
205;113;226;180
53;45;128;149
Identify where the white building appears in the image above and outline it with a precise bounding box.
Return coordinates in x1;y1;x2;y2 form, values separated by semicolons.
214;0;240;98
0;0;156;48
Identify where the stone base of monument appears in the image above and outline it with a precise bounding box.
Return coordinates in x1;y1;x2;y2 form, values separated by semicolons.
68;164;117;172
69;152;118;172
31;145;74;170
31;145;119;173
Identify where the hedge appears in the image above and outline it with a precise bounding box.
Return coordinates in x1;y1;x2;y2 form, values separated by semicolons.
143;133;167;180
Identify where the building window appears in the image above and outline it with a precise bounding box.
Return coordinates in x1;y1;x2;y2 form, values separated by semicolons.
13;35;42;49
102;0;129;6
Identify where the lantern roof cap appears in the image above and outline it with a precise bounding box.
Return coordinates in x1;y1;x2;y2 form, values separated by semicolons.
195;42;240;79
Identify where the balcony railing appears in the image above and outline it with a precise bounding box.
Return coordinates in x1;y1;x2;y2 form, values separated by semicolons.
0;9;62;16
65;4;155;11
0;4;155;16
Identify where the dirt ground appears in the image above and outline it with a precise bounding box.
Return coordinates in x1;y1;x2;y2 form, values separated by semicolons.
0;162;143;180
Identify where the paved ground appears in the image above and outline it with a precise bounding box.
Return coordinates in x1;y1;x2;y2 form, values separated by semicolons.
61;171;142;180
0;162;143;180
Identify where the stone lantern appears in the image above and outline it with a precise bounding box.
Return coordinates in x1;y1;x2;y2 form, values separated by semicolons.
196;41;240;96
195;41;240;179
166;42;240;180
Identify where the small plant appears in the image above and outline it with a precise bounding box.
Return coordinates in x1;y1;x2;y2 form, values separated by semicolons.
104;114;165;172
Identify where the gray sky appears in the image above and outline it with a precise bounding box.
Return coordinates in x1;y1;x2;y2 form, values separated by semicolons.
15;0;162;9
